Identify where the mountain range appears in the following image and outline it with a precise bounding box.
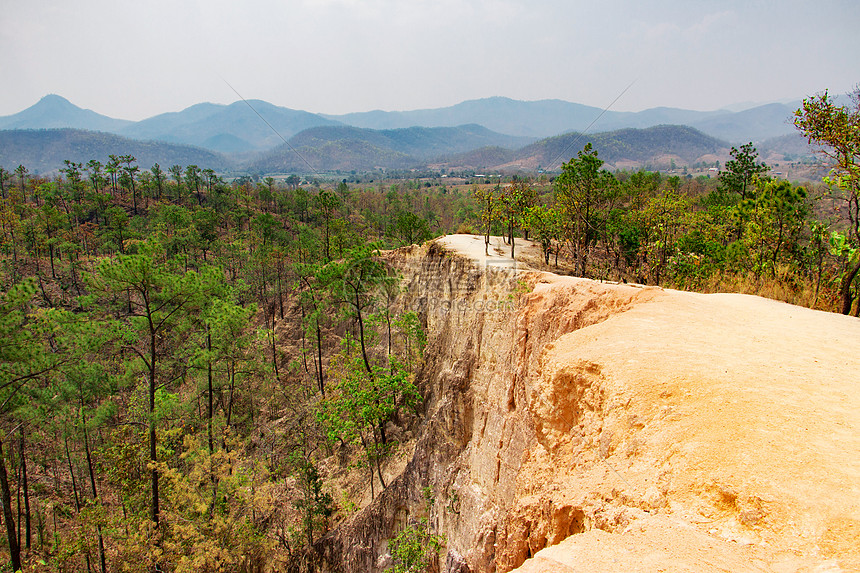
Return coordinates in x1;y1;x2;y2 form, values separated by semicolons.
119;100;343;153
0;94;133;133
247;124;728;174
0;129;230;173
323;96;799;143
0;94;812;174
429;125;727;172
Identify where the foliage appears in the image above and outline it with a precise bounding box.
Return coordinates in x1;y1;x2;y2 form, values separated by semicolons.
0;279;46;414
472;184;498;255
498;178;536;257
317;336;420;498
0;128;229;173
288;452;334;547
555;143;619;276
0;113;854;571
718;142;769;202
524;204;563;265
385;503;445;573
795;86;860;313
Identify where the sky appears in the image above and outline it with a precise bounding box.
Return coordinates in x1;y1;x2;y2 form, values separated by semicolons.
1;0;858;120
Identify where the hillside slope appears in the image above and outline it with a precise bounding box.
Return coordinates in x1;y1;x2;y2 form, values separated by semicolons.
323;97;607;138
323;96;796;143
690;102;798;143
0;129;230;172
288;124;533;158
0;94;132;132
248;124;535;172
120;100;341;153
320;235;860;573
438;125;727;171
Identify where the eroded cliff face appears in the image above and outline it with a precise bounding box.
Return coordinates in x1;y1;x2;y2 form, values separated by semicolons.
318;236;860;573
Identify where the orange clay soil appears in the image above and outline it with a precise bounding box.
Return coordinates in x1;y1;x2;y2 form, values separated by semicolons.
437;234;859;572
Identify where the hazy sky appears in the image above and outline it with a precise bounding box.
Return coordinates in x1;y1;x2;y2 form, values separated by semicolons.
1;0;858;120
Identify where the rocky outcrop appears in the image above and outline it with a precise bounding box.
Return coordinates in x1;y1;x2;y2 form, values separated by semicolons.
318;235;860;573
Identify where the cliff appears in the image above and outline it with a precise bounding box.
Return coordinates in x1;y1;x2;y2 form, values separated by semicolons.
318;234;860;572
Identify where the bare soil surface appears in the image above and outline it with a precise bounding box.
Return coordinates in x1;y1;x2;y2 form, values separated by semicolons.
438;234;860;572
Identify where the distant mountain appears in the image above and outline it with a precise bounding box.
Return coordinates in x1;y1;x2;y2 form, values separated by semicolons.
435;125;728;171
4;95;804;158
324;97;606;139
248;124;727;173
689;102;799;144
248;140;414;173
325;96;800;144
432;146;518;170
117;102;224;140
0;95;133;133
248;124;533;173
757;132;822;162
120;100;342;153
289;124;532;157
0;129;230;174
